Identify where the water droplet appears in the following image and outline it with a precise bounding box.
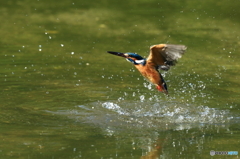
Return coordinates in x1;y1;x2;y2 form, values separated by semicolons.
132;92;136;96
140;95;145;102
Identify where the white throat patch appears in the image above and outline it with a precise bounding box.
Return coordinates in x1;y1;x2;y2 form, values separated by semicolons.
135;59;145;64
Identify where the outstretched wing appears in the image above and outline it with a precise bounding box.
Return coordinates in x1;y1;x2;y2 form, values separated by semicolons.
147;44;187;70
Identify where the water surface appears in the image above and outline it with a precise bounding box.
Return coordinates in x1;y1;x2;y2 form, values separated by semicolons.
0;0;240;158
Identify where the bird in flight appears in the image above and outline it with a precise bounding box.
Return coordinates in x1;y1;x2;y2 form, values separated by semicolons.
107;44;187;95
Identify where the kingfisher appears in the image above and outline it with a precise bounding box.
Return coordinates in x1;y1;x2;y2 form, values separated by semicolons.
107;44;187;95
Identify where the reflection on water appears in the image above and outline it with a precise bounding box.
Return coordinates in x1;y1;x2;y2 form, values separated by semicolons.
45;98;237;158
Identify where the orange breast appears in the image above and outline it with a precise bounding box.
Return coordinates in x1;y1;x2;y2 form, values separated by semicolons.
134;63;162;85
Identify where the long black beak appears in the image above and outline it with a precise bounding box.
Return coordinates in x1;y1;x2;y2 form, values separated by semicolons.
107;51;127;58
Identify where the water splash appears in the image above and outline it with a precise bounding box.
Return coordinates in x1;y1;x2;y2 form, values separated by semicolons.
45;97;234;135
99;101;230;124
51;99;232;135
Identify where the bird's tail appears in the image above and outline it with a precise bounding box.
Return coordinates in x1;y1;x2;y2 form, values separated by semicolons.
156;83;168;95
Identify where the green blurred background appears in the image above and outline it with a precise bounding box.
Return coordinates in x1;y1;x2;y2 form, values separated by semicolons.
0;0;239;158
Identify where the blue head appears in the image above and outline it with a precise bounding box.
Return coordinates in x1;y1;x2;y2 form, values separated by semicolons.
124;53;146;65
107;51;146;65
125;53;143;60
